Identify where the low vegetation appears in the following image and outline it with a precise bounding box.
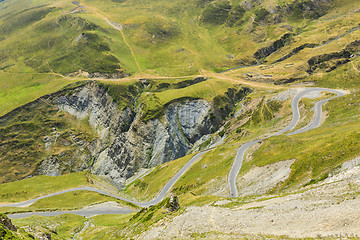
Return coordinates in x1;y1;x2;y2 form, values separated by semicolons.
0;172;89;203
0;94;97;183
241;92;360;191
0;190;138;215
78;197;183;239
171;145;237;197
0;0;359;238
0;73;70;117
123;154;196;201
13;213;86;239
137;77;241;121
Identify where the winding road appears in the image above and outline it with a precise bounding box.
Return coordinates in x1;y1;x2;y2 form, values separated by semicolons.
3;151;209;218
2;87;346;218
228;88;346;197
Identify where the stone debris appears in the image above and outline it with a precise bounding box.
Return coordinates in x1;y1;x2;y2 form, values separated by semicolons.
167;194;180;212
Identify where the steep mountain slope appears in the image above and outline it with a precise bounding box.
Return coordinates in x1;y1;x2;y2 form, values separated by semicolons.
0;0;360;239
0;78;249;185
1;0;359;117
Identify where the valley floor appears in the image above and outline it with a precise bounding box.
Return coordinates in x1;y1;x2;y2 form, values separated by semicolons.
140;157;360;239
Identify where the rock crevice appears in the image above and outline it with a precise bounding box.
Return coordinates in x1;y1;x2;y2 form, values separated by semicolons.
49;82;249;186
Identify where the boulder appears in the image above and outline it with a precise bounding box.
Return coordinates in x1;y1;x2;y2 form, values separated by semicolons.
0;214;17;232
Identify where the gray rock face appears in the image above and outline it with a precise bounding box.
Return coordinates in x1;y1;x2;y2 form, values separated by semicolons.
167;194;180;212
38;156;62;177
166;100;212;143
45;82;239;186
92;99;215;185
57;84;134;141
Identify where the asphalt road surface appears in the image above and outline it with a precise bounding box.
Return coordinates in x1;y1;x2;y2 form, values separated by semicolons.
4;151;209;218
228;88;345;197
2;88;346;218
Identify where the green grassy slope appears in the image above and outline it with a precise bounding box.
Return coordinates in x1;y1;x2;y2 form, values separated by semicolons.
0;0;359;117
0;73;70;116
1;85;359;239
241;91;360;191
0;93;98;183
13;213;87;239
0;0;359;237
123;153;196;201
0;172;89;203
122;88;360;200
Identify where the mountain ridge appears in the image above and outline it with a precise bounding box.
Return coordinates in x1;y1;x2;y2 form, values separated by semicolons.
0;0;360;238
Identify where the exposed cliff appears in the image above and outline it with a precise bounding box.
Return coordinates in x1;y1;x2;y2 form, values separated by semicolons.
58;82;249;186
0;83;99;183
307;40;360;73
0;80;250;186
254;33;293;61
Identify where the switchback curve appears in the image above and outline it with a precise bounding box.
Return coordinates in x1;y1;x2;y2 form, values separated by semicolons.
228;88;346;197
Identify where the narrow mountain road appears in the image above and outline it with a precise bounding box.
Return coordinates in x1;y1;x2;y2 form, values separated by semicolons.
73;219;89;239
228;88;346;197
2;88;346;218
8;205;134;219
3;151;209;218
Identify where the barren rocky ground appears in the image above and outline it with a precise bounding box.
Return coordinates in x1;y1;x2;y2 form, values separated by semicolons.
139;157;360;239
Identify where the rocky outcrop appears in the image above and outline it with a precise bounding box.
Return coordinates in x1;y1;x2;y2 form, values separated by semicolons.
91;98;220;184
50;82;250;186
254;33;292;60
345;39;360;53
56;82;135;140
0;79;249;185
285;0;333;20
273;29;360;64
88;71;128;79
307;40;360;73
273;43;317;63
0;214;17;232
167;194;180;212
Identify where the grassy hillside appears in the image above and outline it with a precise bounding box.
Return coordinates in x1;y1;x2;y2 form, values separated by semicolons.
240;91;360;192
123;153;196;201
0;0;359;116
0;172;89;203
0;90;98;183
0;0;359;238
0;73;70;116
13;213;87;239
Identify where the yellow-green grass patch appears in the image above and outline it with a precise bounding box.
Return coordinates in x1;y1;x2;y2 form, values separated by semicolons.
0;172;89;203
123;153;196;201
13;213;86;239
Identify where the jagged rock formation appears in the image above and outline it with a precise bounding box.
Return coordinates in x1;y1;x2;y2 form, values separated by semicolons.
254;33;292;61
90;98;217;183
0;87;99;183
0;214;17;232
167;194;180;212
56;82;248;186
307;40;360;73
0;81;249;186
